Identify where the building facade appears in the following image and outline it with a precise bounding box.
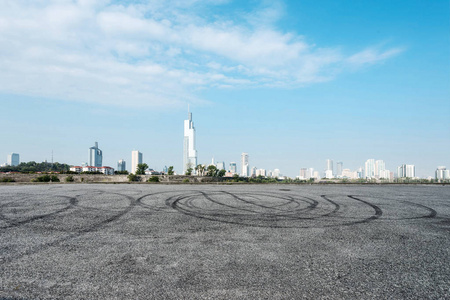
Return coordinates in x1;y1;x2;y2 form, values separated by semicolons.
229;162;237;174
326;159;333;175
7;153;20;166
89;142;102;167
241;153;249;177
365;159;375;179
131;150;143;174
117;159;126;172
336;162;343;177
183;112;198;175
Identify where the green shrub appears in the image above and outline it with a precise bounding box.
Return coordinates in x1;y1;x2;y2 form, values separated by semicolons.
182;178;190;183
32;174;51;182
51;175;60;182
147;176;159;182
128;174;140;182
65;175;74;182
1;178;15;182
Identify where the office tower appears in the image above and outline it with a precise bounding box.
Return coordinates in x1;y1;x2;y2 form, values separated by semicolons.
117;159;126;172
365;159;375;179
374;160;386;177
216;161;225;170
7;153;20;166
299;168;308;179
325;170;333;179
250;166;257;177
183;111;197;175
326;159;333;175
273;169;281;178
131;150;143;174
256;169;266;177
229;162;237;174
308;168;314;179
397;164;415;178
336;162;343;177
241;153;249;177
357;167;364;179
436;166;449;181
406;165;415;178
89;142;102;167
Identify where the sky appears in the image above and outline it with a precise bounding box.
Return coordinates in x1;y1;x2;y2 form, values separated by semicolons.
0;0;449;177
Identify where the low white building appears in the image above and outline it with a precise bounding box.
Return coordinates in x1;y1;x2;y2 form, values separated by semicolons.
71;166;114;175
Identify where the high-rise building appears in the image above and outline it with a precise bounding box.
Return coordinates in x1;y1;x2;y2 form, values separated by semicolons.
183;111;197;175
336;162;343;177
299;168;308;179
7;153;20;166
250;166;257;177
89;142;102;167
436;166;449;181
273;169;281;178
365;159;375;179
375;160;385;178
131;150;143;174
117;159;126;172
216;161;225;170
397;164;415;178
229;162;237;174
256;169;266;177
326;159;333;175
241;153;249;177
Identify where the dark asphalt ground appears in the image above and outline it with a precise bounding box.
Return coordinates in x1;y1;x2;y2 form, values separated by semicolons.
0;184;449;299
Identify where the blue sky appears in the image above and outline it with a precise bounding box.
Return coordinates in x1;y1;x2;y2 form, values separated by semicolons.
0;0;449;177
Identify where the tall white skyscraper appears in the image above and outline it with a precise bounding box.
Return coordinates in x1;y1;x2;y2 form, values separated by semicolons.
241;153;249;177
131;150;143;174
7;153;20;166
375;160;385;177
183;111;197;175
89;142;102;167
336;162;343;177
365;159;375;179
326;159;333;175
397;164;415;178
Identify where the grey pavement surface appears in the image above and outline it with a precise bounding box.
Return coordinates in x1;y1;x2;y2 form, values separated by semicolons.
0;184;449;299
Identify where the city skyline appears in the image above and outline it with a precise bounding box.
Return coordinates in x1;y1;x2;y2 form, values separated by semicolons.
0;0;448;177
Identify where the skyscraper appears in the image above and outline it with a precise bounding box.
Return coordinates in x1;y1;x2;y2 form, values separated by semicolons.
183;111;197;175
241;153;249;177
7;153;20;166
229;162;237;174
365;159;375;179
326;159;333;175
397;164;415;178
336;162;343;177
117;159;126;172
131;150;143;174
375;160;385;177
89;142;102;167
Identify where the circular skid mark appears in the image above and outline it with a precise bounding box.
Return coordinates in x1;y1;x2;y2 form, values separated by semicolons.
0;195;77;229
1;191;137;263
165;191;383;228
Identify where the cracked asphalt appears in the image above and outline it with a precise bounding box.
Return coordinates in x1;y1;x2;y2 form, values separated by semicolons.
1;184;449;299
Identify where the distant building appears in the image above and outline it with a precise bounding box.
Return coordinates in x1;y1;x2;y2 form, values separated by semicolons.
325;169;333;179
117;159;126;172
216;161;225;170
436;166;449;181
250;166;257;177
131;150;143;174
163;166;168;174
70;166;114;175
229;162;237;174
273;169;281;178
365;159;375;179
183;111;197;175
89;142;102;167
326;159;333;175
241;153;249;177
397;164;415;178
342;169;357;179
299;168;308;179
336;162;343;177
256;169;266;177
7;153;20;166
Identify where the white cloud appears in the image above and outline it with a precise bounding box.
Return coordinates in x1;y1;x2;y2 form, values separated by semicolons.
0;0;403;107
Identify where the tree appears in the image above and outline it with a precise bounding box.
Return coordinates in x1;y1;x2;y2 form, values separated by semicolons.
168;166;174;175
185;167;193;175
206;165;218;177
135;163;148;175
218;169;226;177
195;164;205;176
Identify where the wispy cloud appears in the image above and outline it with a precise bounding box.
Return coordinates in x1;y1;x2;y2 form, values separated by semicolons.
0;0;404;107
